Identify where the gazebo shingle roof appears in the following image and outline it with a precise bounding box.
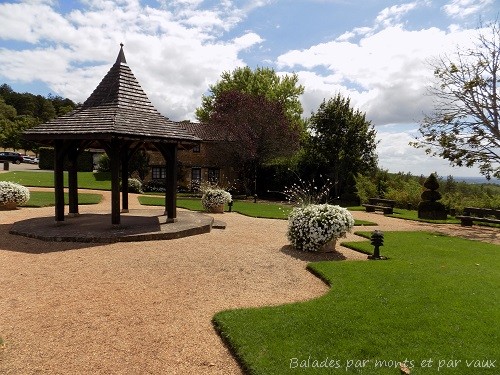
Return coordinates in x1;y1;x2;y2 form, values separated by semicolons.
24;45;199;145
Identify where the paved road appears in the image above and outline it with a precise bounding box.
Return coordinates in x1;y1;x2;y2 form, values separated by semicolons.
1;161;45;172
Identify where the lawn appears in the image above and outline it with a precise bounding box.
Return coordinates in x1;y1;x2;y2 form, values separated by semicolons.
390;208;460;224
138;195;377;224
0;171;112;190
21;191;103;207
213;232;499;374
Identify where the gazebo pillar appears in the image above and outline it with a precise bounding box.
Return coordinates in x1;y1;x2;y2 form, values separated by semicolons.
110;138;121;225
54;139;65;222
121;150;129;213
67;146;79;216
157;143;177;222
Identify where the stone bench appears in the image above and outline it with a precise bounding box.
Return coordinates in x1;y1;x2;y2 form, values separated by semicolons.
456;207;500;227
362;198;396;215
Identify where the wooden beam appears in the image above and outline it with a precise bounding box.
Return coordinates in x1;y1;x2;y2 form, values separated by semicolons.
54;139;65;222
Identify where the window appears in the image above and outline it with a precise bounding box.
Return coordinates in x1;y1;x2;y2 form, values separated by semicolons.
191;168;201;190
152;166;166;179
193;144;200;153
208;168;220;183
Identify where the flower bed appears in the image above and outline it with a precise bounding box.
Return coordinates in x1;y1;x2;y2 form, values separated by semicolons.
287;204;354;252
201;188;232;212
0;181;30;208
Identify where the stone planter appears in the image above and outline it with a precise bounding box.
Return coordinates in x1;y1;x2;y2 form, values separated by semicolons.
319;238;337;253
0;201;18;210
208;204;224;213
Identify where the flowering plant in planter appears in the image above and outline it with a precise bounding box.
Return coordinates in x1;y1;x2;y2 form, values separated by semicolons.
287;204;354;252
201;188;232;211
0;181;30;207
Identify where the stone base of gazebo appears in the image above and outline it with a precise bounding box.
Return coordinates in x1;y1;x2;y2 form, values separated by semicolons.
10;209;219;243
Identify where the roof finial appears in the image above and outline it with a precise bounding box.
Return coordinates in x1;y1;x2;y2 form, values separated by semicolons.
116;43;127;64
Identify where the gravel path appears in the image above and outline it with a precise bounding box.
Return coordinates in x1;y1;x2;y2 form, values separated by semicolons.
0;189;498;374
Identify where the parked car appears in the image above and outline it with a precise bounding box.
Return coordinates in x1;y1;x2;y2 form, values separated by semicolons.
0;152;23;164
21;155;38;164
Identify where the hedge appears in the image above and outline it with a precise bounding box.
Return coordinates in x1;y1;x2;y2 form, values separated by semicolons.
39;147;94;172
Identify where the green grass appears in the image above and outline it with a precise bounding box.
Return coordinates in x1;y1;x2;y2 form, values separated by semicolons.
20;191;102;207
139;196;291;218
213;232;500;375
0;171;111;190
138;196;377;224
389;208;460;224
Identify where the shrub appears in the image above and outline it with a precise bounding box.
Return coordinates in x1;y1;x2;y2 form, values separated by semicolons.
96;154;110;172
38;146;94;171
143;179;166;193
287;204;354;252
127;178;143;194
201;188;232;211
0;181;30;205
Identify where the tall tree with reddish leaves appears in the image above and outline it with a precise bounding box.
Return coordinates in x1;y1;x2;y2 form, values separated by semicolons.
209;89;301;195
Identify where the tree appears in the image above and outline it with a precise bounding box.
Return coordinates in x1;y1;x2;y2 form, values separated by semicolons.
413;20;500;179
196;67;305;194
196;66;305;129
207;90;301;194
305;94;378;198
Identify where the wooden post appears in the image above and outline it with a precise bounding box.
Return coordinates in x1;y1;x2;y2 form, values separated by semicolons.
157;143;177;222
110;138;121;225
121;149;129;213
54;139;65;222
68;146;79;216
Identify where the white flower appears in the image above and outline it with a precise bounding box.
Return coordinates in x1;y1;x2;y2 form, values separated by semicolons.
201;188;232;210
287;204;354;252
0;181;30;205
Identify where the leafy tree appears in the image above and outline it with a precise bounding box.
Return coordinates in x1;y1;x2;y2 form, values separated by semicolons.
413;20;500;179
129;150;150;180
207;90;301;194
304;94;378;198
0;84;76;152
196;66;304;128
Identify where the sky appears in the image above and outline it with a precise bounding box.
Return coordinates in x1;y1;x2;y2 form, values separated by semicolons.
0;0;498;179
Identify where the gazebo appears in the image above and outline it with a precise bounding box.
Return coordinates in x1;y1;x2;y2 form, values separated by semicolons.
24;44;200;225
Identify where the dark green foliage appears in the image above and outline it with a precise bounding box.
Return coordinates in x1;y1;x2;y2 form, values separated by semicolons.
96;153;110;172
195;66;304;128
143;179;166;193
423;172;440;191
420;189;441;202
0;84;76;152
419;173;446;219
417;200;447;220
39;147;94;172
304;94;378;199
38;147;54;170
340;172;361;205
129;150;150;180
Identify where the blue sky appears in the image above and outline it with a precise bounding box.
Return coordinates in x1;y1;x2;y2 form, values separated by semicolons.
0;0;498;178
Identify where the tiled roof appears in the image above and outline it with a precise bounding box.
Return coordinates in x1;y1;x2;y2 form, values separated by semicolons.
178;121;234;142
24;45;199;144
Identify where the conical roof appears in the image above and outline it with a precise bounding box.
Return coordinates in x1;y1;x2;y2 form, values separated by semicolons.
24;44;199;144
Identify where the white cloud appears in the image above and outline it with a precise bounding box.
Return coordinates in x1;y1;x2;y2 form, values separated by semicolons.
0;0;265;120
277;25;478;126
375;2;419;28
376;130;481;177
442;0;493;19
